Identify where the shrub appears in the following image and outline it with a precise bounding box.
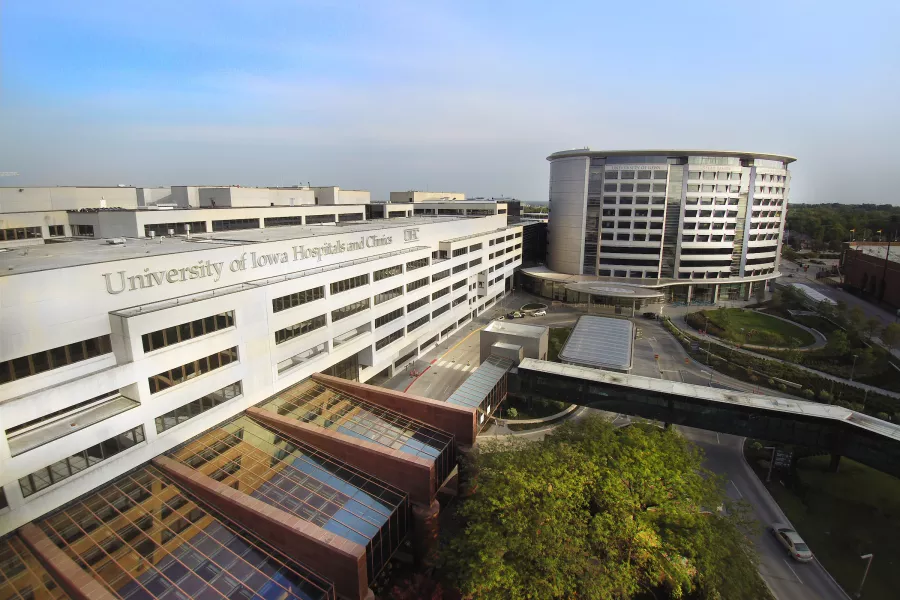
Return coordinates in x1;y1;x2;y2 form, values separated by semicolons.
749;441;764;451
778;383;787;392
819;390;833;402
802;388;815;399
876;412;890;421
506;407;518;419
849;402;865;412
767;378;775;386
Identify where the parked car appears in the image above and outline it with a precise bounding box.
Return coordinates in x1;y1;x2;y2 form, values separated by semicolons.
771;523;813;562
532;310;547;317
512;311;524;318
642;312;658;319
506;312;516;319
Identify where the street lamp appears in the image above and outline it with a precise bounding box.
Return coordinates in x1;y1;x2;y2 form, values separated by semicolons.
764;446;777;483
856;553;874;598
850;354;859;382
700;369;713;387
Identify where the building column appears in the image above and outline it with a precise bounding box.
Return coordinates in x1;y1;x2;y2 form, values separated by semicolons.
686;285;693;304
412;499;441;568
711;284;719;304
744;282;754;301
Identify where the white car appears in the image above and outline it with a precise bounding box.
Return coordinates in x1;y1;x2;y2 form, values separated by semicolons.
771;522;813;562
532;310;547;317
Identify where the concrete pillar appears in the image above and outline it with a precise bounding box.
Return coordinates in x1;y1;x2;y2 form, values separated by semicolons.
744;282;754;301
711;284;719;304
686;285;693;304
829;453;842;473
412;499;441;568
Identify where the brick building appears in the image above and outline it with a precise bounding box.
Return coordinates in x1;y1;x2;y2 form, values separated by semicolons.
842;242;900;308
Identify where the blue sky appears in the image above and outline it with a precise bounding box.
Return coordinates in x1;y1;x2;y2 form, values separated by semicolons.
2;1;898;203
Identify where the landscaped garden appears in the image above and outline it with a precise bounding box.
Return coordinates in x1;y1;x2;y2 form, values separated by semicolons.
685;307;816;347
744;446;900;599
548;326;571;362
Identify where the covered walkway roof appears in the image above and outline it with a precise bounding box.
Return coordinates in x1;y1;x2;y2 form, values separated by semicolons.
446;355;513;428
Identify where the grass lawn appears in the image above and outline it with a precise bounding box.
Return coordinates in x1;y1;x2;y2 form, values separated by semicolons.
548;327;572;362
747;453;900;599
688;308;816;347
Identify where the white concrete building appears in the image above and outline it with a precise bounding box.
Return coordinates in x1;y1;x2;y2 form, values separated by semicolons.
389;191;466;203
0;211;523;533
524;149;794;305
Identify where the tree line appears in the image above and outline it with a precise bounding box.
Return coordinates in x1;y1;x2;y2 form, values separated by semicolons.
786;203;900;251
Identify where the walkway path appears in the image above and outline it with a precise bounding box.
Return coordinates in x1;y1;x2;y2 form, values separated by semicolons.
671;315;900;400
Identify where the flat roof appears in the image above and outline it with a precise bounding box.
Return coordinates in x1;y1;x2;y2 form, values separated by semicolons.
559;316;634;371
483;320;548;339
547;149;796;164
0;216;463;275
446;355;514;414
789;283;836;305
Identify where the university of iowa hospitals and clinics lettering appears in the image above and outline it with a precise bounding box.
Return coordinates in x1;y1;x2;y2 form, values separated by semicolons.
102;234;393;295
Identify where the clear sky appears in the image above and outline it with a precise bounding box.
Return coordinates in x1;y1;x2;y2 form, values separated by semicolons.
1;1;897;203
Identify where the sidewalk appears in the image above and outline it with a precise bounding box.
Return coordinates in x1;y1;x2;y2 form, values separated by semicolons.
670;315;900;400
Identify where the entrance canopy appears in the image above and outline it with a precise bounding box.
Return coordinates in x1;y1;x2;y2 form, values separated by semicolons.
564;281;664;300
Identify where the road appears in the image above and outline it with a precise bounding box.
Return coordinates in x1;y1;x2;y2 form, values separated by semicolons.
375;291;851;599
680;426;848;600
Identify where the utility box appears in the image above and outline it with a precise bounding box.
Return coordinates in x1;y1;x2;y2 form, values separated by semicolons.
480;320;548;363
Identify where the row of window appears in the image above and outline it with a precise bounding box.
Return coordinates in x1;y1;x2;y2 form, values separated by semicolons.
597;196;666;206
374;264;403;281
331;273;369;295
406;257;429;271
376;328;405;351
682;235;737;243
1;335;112;385
432;287;450;301
155;381;242;433
685;210;739;218
685;197;740;206
148;347;238;394
452;263;467;274
332;298;370;322
19;425;146;498
433;269;450;281
688;171;743;181
601;233;663;242
375;307;405;329
452;247;468;257
452;278;467;290
275;315;327;345
407;276;429;293
272;286;324;312
375;286;403;305
687;184;741;193
141;311;235;353
433;304;450;318
1;226;42;241
601;221;664;230
144;221;207;237
604;170;668;180
408;315;430;332
604;183;667;193
683;222;736;231
408;296;429;312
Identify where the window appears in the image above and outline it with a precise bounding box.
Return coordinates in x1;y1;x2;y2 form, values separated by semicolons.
212;218;259;231
374;265;402;281
148;347;237;393
453;294;467;307
407;276;429;292
408;314;430;332
620;183;634;192
306;214;336;224
469;257;482;267
48;225;65;237
155;382;242;433
604;183;617;192
376;329;404;350
375;307;404;328
620;170;635;179
452;279;467;290
273;286;324;312
408;296;429;312
652;184;666;192
653;171;667;180
72;224;94;237
264;215;304;228
432;287;450;301
637;183;651;192
18;425;146;498
1;335;112;385
452;247;468;257
142;311;235;352
601;232;614;240
277;343;328;374
433;268;450;281
432;304;450;318
330;274;369;295
332;298;370;322
375;286;403;305
619;209;632;217
637;171;652;180
338;213;363;222
605;171;618;179
617;233;630;241
702;172;715;180
470;243;482;251
452;263;467;274
274;315;327;345
406;257;429;271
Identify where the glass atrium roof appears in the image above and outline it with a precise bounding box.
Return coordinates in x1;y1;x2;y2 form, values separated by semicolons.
168;416;409;580
35;465;334;600
256;379;456;493
0;534;69;600
446;355;513;411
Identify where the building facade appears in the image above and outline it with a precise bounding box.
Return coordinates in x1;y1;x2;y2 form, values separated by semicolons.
0;211;522;534
842;242;900;309
529;149;794;306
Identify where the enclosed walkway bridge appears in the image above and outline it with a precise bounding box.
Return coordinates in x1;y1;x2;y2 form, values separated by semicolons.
512;359;900;478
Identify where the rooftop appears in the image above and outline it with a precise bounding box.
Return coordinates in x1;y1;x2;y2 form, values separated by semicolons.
547;148;797;164
559;316;635;371
483;320;548;339
0;216;461;275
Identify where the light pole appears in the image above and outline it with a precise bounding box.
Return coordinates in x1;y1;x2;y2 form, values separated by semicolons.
764;446;777;483
700;369;713;386
850;354;859;382
855;553;874;598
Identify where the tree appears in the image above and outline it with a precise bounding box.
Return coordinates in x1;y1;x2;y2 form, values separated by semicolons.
882;322;900;350
825;330;851;356
506;406;518;419
863;317;881;341
848;306;866;331
443;416;773;600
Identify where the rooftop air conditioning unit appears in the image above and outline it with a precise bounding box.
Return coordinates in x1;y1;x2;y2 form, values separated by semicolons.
106;238;127;245
149;231;156;239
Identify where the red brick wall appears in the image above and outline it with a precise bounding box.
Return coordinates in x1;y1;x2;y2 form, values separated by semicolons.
152;456;368;600
312;373;478;445
843;247;900;309
18;524;118;600
247;408;436;505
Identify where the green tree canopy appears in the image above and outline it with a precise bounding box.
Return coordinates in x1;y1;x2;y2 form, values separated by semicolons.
443;417;772;600
881;322;900;350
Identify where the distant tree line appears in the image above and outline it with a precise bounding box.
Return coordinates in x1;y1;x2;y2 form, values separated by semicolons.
786;203;900;251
